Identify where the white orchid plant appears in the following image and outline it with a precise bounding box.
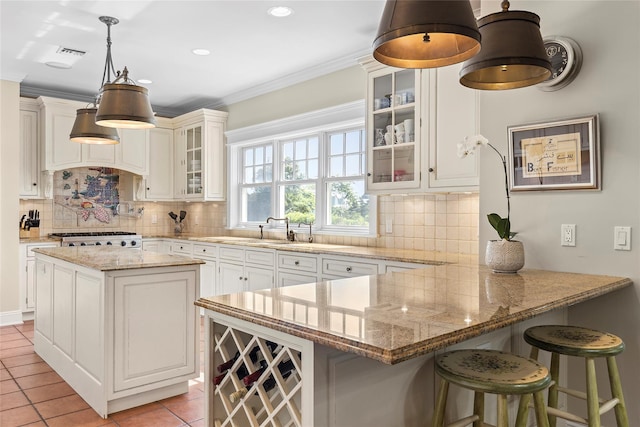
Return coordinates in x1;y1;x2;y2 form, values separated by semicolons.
457;135;516;241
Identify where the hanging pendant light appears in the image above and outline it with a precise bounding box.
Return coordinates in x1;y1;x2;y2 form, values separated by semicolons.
69;107;120;144
459;0;551;90
373;0;481;69
94;16;156;129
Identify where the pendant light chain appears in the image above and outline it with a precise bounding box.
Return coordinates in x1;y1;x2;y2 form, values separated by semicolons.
101;17;118;88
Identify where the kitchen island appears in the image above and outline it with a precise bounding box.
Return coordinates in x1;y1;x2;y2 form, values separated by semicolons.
195;264;631;427
32;246;204;418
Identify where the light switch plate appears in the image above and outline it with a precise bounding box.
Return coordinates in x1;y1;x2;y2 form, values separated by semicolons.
614;226;631;251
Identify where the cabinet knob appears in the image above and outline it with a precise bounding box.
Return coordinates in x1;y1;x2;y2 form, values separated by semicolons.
146;187;150;191
367;173;372;177
32;183;37;186
294;261;300;266
346;266;352;272
428;168;434;172
239;276;243;280
244;277;248;281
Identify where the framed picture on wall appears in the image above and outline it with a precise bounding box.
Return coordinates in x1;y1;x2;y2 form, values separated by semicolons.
507;114;600;191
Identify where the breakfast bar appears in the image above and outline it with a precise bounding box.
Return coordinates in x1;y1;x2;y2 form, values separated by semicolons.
32;246;204;418
195;264;631;427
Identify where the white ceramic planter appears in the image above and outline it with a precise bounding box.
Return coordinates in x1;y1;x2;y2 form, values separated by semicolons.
485;240;525;273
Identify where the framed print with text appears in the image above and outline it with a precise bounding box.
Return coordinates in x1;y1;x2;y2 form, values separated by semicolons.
508;114;600;191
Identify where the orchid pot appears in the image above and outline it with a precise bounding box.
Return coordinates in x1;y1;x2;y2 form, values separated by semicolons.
485;239;525;274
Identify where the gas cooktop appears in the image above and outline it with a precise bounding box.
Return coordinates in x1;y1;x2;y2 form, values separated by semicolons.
49;231;138;237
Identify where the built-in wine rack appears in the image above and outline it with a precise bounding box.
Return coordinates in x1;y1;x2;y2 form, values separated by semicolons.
212;323;303;426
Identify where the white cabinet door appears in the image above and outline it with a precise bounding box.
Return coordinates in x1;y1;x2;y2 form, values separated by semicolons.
173;128;187;198
218;261;244;295
19;107;41;198
34;259;53;340
245;265;274;291
144;127;174;200
203;119;225;201
42;99;82;169
200;260;217;299
116;128;149;175
427;64;479;190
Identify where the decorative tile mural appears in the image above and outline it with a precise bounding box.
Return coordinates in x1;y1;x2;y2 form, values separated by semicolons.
54;167;121;226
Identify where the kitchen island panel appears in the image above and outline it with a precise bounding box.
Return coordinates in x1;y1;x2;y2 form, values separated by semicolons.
75;271;103;381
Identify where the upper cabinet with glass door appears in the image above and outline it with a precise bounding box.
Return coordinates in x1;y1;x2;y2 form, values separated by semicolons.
364;63;422;193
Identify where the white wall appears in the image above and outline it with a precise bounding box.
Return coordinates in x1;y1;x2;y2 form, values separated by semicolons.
0;80;21;323
478;1;639;424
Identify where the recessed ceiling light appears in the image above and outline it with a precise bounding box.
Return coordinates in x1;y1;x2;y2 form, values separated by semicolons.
45;61;72;69
268;6;293;17
138;78;152;84
192;48;210;56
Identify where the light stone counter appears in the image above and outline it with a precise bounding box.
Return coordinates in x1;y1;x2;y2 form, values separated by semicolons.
196;264;631;365
33;246;204;271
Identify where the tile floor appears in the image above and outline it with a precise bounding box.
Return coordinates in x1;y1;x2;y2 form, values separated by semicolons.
1;319;207;427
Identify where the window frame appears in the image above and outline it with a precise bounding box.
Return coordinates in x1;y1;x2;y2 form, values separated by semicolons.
226;101;376;237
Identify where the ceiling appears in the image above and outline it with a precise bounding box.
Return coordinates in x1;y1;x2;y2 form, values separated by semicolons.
0;1;387;117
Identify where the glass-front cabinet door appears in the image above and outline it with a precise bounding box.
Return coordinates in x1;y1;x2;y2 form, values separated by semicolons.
185;125;203;196
367;67;421;192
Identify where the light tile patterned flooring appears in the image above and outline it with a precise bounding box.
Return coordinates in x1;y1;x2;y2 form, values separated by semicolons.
0;319;207;427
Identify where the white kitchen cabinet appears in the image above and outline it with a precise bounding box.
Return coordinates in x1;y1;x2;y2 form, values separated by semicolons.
169;240;193;256
19;241;59;316
321;255;380;280
34;253;200;417
37;96;149;175
362;60;422;193
142;238;169;254
218;245;275;294
143;125;174;200
193;243;218;300
172;109;228;201
359;57;479;194
276;252;320;287
426;64;479;190
19;99;42;198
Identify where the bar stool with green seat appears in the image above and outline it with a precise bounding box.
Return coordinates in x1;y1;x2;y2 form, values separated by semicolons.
432;349;551;427
517;325;629;427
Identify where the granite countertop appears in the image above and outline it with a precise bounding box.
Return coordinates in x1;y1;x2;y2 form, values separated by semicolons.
33;246;204;271
146;234;470;266
195;264;632;365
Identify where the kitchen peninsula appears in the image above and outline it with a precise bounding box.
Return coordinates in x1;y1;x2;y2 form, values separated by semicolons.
32;246;203;418
195;264;631;427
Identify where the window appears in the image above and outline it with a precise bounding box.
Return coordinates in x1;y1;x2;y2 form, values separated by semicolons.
227;101;374;235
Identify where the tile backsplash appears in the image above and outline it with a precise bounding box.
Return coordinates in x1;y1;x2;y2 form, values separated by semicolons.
20;193;479;255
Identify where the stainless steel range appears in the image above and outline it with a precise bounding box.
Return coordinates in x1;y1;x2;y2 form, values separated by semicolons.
49;231;142;248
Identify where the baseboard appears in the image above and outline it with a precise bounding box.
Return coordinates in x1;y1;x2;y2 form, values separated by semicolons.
0;310;24;326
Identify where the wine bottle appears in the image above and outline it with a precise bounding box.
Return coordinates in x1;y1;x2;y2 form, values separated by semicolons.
229;359;297;403
216;340;279;374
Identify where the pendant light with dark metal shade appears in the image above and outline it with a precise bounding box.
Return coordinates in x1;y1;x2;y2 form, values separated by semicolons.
69;107;120;144
373;0;481;69
459;0;551;90
94;16;156;129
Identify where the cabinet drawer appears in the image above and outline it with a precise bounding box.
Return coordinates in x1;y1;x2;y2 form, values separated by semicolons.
25;242;59;257
219;245;245;262
245;249;275;266
278;253;318;273
322;258;379;278
193;243;218;260
171;241;193;255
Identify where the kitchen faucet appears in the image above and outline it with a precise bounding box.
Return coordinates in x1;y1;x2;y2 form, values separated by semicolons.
298;222;314;243
266;216;295;241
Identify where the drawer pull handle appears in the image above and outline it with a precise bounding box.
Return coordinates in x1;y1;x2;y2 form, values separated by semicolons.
239;276;243;280
346;266;352;272
244;277;248;281
294;261;300;266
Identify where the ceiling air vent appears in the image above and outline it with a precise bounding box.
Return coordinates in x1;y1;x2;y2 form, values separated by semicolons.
56;47;86;57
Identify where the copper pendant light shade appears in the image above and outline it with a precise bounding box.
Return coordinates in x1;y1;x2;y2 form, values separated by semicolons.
459;1;551;90
96;71;156;129
373;0;481;69
69;108;120;144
